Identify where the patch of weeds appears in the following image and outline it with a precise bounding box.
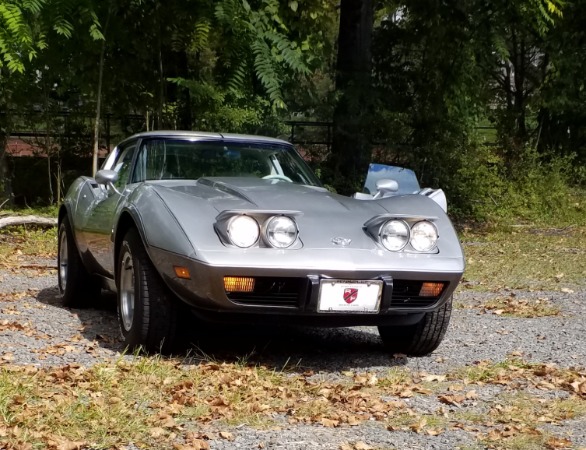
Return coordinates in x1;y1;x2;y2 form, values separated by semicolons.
460;226;586;290
481;431;550;450
452;410;489;425
477;392;582;449
482;296;561;318
0;226;57;260
386;411;449;435
385;410;419;429
452;390;584;449
449;359;530;384
545;396;586;421
378;367;413;388
453;300;469;309
1;205;59;217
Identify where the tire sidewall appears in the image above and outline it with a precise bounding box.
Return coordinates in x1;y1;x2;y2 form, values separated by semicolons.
117;236;147;347
58;217;83;306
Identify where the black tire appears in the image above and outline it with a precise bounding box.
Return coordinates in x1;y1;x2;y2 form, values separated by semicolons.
117;228;178;353
378;295;452;356
57;216;101;307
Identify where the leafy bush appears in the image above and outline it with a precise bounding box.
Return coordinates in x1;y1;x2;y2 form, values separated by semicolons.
448;145;584;225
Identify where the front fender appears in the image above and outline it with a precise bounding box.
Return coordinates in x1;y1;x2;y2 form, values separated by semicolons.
118;185;197;260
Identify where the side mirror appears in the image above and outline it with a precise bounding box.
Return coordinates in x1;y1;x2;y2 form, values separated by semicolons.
95;169;122;195
372;179;399;199
376;179;399;193
95;169;119;185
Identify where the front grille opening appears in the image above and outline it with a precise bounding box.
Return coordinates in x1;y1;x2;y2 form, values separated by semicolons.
392;280;448;308
226;277;304;307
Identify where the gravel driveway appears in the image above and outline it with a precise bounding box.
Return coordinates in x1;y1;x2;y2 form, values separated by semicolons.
1;256;585;450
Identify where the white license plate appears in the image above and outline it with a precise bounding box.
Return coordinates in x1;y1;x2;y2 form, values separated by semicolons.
317;279;382;313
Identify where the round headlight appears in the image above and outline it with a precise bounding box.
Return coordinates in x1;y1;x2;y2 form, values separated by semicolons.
380;220;410;251
227;215;260;248
265;216;298;248
410;221;438;252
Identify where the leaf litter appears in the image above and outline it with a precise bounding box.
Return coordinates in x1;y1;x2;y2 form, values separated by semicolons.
0;223;585;449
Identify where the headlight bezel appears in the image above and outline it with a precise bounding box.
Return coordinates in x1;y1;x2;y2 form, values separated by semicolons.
215;210;302;249
364;215;440;253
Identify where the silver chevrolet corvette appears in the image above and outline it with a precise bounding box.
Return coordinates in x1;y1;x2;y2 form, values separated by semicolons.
58;131;464;354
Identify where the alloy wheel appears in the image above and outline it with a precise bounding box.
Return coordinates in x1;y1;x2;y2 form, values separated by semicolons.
119;251;135;332
58;229;68;292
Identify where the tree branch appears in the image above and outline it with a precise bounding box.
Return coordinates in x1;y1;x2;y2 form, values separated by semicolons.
0;215;57;229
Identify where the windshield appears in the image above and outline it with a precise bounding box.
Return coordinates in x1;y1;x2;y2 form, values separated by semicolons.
132;138;321;186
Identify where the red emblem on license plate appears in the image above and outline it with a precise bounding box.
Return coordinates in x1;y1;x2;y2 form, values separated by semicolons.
343;288;358;304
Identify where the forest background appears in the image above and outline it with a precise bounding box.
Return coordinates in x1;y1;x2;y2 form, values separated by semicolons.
0;0;584;224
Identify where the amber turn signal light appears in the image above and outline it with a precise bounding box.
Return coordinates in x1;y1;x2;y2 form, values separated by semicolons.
224;276;255;293
174;266;191;280
419;282;445;297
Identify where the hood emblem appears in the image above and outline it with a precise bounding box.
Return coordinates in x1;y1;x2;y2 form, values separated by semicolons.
331;237;351;247
344;288;358;304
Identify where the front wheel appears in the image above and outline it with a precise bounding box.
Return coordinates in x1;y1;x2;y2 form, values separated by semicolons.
117;228;178;353
57;216;100;307
378;296;452;356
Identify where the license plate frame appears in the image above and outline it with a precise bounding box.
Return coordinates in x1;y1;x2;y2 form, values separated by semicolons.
317;279;383;314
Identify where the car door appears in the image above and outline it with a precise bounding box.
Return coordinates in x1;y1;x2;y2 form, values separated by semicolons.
80;141;138;276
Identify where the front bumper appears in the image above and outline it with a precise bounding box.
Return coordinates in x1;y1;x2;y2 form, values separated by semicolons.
148;246;464;326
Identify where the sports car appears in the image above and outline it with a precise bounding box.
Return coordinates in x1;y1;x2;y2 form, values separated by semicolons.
58;131;464;354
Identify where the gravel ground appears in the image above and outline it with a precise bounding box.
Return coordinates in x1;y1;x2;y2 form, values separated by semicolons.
0;256;585;449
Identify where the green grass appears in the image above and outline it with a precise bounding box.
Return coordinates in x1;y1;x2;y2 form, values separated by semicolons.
461;225;586;290
0;206;58;261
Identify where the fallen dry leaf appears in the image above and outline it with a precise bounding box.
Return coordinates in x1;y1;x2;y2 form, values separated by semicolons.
174;442;210;450
219;431;234;441
320;418;339;428
354;442;374;450
545;436;573;449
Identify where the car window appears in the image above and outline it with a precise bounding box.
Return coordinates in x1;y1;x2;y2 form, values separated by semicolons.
112;143;136;189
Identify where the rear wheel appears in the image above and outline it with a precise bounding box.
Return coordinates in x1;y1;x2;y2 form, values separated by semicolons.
57;216;100;307
378;296;452;356
117;228;178;353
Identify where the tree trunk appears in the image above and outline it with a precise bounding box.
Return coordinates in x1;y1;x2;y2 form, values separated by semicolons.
92;6;113;176
157;20;165;129
177;49;192;130
0;134;8;203
0;69;11;203
92;37;107;176
328;0;374;195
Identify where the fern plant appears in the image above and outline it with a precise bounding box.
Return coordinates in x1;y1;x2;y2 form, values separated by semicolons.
0;0;103;73
214;0;310;108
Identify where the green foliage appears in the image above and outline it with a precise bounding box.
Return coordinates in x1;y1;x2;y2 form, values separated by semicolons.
213;0;311;108
450;144;584;225
0;0;102;73
2;0;584;225
366;0;585;224
0;0;47;73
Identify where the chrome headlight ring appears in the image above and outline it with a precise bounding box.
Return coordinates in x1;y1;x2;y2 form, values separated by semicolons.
379;219;410;252
265;215;298;248
410;220;439;252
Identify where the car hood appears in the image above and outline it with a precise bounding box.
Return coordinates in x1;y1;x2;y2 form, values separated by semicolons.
144;177;461;261
154;177;389;215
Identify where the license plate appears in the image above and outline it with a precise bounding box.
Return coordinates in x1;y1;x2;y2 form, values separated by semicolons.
317;279;382;313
